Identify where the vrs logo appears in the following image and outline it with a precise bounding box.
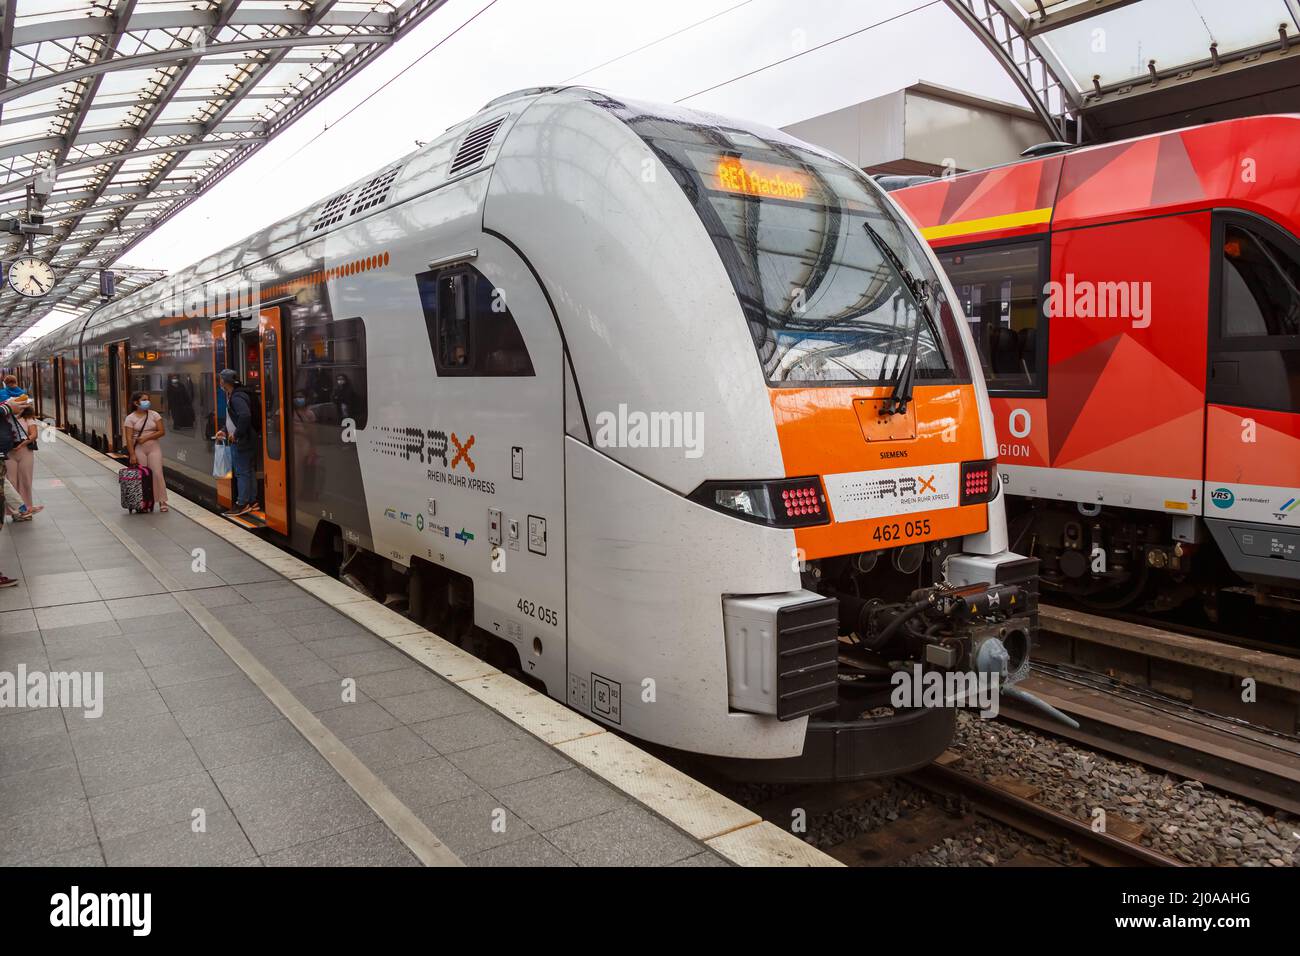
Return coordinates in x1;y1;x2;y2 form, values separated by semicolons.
1274;497;1298;521
1210;487;1235;509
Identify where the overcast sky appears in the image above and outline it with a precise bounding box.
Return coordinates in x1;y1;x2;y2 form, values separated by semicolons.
16;0;1024;345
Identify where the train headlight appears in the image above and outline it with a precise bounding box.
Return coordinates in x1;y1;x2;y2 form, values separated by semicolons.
691;478;830;528
960;459;998;505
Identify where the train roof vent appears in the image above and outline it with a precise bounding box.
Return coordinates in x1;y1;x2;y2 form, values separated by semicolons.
448;115;505;175
312;190;353;232
350;165;404;216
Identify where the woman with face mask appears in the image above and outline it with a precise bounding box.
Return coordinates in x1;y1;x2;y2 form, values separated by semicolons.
124;392;169;512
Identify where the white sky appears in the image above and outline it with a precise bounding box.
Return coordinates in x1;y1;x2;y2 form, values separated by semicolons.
11;0;1024;349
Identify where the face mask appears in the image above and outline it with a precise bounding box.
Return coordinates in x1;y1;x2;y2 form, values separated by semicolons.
335;378;345;387
138;400;151;410
294;397;306;407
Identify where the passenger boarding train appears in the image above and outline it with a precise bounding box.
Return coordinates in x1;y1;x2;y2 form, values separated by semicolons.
889;115;1300;616
10;88;1039;781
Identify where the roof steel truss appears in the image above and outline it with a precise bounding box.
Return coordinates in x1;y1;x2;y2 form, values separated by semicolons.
0;0;450;342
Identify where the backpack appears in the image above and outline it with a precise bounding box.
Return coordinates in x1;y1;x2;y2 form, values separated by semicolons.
233;386;262;435
0;404;21;455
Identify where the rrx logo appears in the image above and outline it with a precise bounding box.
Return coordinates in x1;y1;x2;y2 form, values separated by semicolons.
863;474;937;500
391;427;476;471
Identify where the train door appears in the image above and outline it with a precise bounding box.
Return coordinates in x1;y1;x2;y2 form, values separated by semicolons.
106;340;129;454
211;320;233;509
1044;213;1210;515
258;307;289;534
213;311;289;533
233;323;263;525
1203;210;1300;587
54;356;66;429
31;362;42;418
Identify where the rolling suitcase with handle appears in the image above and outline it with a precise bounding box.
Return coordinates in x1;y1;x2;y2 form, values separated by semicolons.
119;464;155;513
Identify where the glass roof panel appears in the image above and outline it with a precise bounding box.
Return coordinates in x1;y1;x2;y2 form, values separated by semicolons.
1;0;450;344
1031;0;1299;91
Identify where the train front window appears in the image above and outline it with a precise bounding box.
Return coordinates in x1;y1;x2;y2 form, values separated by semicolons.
938;240;1047;395
1209;213;1300;413
1221;222;1300;339
614;103;968;386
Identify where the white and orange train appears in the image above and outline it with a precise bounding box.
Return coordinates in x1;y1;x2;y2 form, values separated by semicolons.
10;89;1039;780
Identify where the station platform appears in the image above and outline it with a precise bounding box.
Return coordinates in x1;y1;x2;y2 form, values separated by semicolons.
0;435;834;867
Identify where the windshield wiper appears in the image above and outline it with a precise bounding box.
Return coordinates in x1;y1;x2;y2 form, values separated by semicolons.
863;221;934;416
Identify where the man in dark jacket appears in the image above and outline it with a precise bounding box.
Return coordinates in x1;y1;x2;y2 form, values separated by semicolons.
217;369;258;516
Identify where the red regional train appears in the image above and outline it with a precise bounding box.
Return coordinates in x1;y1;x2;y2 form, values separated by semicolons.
888;115;1300;614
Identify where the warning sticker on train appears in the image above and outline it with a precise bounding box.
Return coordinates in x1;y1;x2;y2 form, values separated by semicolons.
824;463;959;522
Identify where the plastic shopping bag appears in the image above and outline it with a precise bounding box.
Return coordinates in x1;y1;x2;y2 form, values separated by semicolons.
212;440;232;479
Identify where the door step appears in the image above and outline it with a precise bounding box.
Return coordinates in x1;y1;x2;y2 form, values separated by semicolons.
223;508;268;530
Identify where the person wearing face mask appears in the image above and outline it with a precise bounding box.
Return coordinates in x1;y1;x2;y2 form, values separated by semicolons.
124;392;169;512
331;373;355;423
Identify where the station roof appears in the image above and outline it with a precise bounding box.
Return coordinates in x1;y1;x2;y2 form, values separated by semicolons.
948;0;1300;143
0;0;450;347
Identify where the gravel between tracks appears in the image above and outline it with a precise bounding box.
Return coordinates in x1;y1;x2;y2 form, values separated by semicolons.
724;776;1077;866
715;710;1299;866
951;711;1299;866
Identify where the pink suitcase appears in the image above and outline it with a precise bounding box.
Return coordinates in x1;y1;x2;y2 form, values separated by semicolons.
118;464;155;513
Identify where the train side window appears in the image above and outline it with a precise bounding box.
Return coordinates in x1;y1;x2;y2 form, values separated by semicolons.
292;317;367;430
263;327;281;461
437;273;472;369
936;239;1048;396
1209;212;1300;413
416;266;535;376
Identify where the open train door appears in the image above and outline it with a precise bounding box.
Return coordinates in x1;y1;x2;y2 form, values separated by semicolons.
258;306;288;535
106;340;129;454
211;319;233;510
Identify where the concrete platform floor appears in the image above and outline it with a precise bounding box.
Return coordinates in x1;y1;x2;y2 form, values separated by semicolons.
0;438;729;867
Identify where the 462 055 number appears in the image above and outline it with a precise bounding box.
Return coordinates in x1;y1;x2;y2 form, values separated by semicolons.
872;518;931;543
517;598;559;627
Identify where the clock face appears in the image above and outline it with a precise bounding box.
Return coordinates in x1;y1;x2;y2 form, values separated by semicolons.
7;256;55;298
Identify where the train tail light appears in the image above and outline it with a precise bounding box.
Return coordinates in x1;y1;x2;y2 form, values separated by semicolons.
691;477;830;528
960;459;998;505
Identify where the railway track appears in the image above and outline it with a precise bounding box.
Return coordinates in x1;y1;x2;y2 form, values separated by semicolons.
1001;665;1300;816
1031;603;1300;815
744;755;1180;867
904;760;1182;867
